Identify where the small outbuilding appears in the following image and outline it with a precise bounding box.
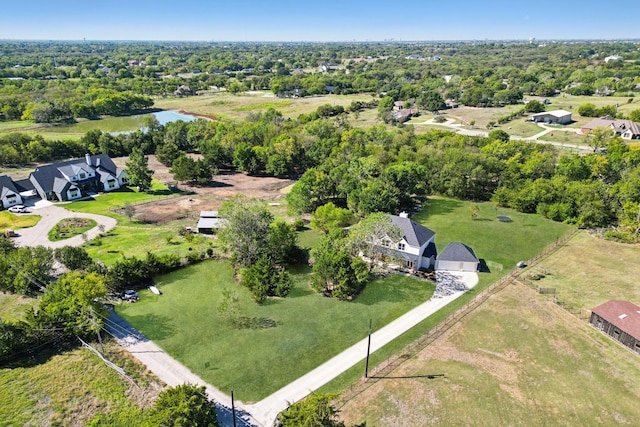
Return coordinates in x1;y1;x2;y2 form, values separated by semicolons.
435;242;479;272
196;210;227;234
531;109;572;124
590;300;640;354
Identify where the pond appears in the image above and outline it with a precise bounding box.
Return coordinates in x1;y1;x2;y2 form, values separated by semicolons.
43;110;197;135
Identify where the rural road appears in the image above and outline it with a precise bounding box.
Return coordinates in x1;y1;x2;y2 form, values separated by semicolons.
12;200;116;248
108;271;478;427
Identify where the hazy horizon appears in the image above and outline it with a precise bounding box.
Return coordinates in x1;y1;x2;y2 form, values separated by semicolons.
2;0;639;42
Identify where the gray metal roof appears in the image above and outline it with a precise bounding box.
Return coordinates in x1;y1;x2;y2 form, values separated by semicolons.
197;217;227;229
390;214;435;247
438;242;479;263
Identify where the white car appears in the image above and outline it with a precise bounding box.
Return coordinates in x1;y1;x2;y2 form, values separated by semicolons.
122;290;139;302
8;205;28;213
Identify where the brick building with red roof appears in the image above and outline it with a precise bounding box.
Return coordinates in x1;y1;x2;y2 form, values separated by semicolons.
590;300;640;354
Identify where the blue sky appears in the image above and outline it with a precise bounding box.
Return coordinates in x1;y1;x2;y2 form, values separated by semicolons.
1;0;639;41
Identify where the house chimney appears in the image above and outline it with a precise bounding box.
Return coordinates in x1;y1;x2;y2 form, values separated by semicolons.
85;153;92;166
399;212;409;218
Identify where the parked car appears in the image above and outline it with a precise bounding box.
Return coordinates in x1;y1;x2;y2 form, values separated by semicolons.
8;205;28;213
122;290;139;302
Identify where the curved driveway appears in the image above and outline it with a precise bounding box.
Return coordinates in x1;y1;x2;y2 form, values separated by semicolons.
12;203;117;249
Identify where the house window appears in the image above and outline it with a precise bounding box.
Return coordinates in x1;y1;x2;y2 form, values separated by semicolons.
397;243;406;251
122;177;129;183
79;173;86;179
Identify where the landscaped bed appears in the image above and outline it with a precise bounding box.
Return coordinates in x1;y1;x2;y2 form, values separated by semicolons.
48;218;96;241
116;261;436;402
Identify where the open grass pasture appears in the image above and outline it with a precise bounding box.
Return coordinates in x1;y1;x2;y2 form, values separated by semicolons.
528;231;640;310
446;105;524;128
116;261;436;402
153;91;375;121
0;211;40;233
0;342;162;426
538;129;590;146
339;283;640;426
497;119;542;137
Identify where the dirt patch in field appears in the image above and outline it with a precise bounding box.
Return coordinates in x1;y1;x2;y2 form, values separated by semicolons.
112;155;294;224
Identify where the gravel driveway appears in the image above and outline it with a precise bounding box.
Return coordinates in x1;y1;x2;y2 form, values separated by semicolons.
12;202;116;249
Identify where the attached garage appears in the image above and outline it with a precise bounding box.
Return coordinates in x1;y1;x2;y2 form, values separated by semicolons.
435;242;479;272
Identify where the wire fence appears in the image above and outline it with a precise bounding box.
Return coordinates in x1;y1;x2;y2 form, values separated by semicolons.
335;229;579;408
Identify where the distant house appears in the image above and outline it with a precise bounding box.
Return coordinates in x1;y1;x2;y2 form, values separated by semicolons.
590;300;640;354
604;55;623;63
29;154;128;202
435;242;479;272
531;109;572;124
393;101;405;111
0;175;23;209
581;117;640;140
374;213;436;271
445;100;459;109
196;210;227;234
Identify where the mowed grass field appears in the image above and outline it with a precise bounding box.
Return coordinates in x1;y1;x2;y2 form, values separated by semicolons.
117;262;436;402
0;211;40;233
529;231;640;310
338;283;640;426
153;91;376;121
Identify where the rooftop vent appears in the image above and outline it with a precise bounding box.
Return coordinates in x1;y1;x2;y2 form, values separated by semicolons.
619;313;628;319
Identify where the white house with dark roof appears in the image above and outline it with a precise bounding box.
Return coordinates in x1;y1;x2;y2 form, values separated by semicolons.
29;154;128;201
0;175;23;209
531;110;572;124
376;213;437;271
435;242;479;272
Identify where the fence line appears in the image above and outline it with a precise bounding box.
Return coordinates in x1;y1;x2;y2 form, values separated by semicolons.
335;229;579;408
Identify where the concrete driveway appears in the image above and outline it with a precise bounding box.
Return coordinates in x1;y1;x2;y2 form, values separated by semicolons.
11;202;116;249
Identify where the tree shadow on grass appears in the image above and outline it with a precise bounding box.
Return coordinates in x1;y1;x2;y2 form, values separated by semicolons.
125;313;175;340
414;197;464;222
231;316;279;330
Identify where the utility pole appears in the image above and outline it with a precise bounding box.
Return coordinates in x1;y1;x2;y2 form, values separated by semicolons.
231;390;237;427
364;319;372;378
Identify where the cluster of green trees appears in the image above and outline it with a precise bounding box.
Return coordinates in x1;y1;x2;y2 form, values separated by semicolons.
89;383;219;426
4;41;640;125
218;196;302;303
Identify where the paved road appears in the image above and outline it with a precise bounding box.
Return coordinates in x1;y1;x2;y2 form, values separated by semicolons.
11;201;116;248
108;271;478;427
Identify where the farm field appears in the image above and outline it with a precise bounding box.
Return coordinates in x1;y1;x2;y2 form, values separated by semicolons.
529;231;640;311
338;282;640;426
116;261;436;402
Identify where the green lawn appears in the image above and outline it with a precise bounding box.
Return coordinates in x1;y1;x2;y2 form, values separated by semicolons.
117;261;436;402
87;227;214;266
415;196;574;287
0;211;40;232
497;119;542;137
48;218;96;241
538;130;590;146
64;181;179;221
